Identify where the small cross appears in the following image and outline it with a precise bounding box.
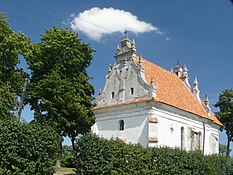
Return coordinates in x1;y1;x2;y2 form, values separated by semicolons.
123;29;129;38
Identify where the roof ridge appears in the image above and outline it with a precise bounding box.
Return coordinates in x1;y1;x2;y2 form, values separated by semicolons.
135;55;176;78
143;58;176;77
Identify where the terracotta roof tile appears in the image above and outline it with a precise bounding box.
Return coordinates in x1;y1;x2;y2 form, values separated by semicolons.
209;112;222;126
135;56;222;126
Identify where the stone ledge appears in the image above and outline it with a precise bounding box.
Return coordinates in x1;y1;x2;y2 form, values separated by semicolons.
148;117;158;123
148;137;158;142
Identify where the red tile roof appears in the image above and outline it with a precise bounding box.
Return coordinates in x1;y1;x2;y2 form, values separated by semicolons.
136;56;221;126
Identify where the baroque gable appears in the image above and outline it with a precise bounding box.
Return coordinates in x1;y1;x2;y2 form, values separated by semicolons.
96;38;153;106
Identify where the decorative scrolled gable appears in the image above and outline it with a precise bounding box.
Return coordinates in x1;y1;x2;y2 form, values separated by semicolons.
96;38;151;107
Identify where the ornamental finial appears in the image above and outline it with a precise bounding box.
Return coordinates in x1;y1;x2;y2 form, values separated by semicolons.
139;54;143;65
193;76;198;85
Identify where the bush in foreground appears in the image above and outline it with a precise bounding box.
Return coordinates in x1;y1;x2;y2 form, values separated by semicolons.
61;145;76;168
0;120;59;175
76;134;233;175
61;155;76;168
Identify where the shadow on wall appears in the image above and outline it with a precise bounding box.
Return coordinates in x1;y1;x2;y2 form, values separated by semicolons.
138;119;149;147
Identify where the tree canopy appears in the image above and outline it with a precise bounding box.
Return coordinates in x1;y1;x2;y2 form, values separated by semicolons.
27;27;95;149
215;89;233;157
0;13;96;172
0;12;31;120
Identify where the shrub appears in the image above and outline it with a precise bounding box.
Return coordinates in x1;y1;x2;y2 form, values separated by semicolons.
76;134;113;174
206;154;233;175
61;145;76;168
61;155;76;168
75;134;233;175
62;145;73;158
0;120;59;175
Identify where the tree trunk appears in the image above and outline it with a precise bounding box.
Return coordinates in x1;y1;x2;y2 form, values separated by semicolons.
226;134;231;157
71;136;75;151
59;139;63;158
17;80;27;122
56;138;63;167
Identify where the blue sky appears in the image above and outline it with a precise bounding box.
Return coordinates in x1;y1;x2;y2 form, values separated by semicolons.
1;0;233;146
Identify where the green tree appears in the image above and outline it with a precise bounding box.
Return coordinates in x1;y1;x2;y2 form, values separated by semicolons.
27;27;95;151
215;89;233;157
0;12;31;120
219;143;232;156
0;119;59;175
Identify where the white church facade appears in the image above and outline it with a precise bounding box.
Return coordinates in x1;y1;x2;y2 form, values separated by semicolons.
92;38;222;155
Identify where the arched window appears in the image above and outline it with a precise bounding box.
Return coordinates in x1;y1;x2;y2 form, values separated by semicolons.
119;120;124;131
130;88;134;95
181;126;184;150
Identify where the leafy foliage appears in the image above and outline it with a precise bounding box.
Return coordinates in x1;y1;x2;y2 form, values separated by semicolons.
61;145;76;168
0;82;16;120
215;89;233;157
219;143;232;156
61;155;76;168
0;12;31;119
206;154;233;175
0;119;59;175
27;27;95;149
62;145;73;158
76;134;233;175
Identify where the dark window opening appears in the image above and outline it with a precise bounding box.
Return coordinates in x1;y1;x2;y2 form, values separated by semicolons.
130;88;134;95
119;120;124;131
111;92;114;99
181;126;184;150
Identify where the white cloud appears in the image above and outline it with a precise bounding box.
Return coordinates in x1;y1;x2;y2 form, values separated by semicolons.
70;7;160;41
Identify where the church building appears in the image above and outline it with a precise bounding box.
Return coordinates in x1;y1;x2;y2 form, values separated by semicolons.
92;38;221;154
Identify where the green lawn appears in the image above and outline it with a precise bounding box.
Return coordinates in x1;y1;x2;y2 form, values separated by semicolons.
55;167;76;175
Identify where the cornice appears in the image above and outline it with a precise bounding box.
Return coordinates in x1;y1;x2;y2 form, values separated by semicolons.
151;103;214;127
94;101;152;117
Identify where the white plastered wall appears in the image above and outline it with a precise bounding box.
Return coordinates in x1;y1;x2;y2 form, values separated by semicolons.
92;101;220;155
92;103;150;147
151;103;220;155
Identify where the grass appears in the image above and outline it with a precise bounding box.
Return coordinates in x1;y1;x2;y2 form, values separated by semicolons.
55;167;76;174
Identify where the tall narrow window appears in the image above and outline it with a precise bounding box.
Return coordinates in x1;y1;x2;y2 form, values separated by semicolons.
130;88;134;95
111;92;114;99
119;120;124;131
181;126;184;150
191;130;201;150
